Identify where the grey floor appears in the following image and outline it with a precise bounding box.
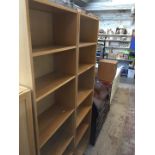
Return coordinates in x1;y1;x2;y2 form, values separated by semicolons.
85;77;135;155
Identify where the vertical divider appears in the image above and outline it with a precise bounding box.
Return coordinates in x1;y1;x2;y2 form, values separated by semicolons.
23;0;40;154
74;11;80;154
75;12;99;155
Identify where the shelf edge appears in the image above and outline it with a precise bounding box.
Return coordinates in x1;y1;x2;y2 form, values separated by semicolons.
32;46;76;57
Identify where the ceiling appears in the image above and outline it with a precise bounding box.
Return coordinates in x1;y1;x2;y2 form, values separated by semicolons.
73;0;135;21
74;0;135;11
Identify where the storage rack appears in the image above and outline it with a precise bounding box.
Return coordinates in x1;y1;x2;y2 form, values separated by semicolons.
20;0;99;155
98;34;131;49
98;34;132;37
96;33;132;63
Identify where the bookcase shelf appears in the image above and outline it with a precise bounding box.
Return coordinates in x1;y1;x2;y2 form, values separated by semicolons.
79;42;97;48
80;14;98;43
78;67;95;91
76;123;89;146
38;105;74;147
32;45;76;57
76;106;91;128
77;89;93;107
38;79;75;147
29;3;77;50
33;49;76;102
40;115;74;155
20;0;98;154
75;131;89;155
35;73;75;102
76;93;93;128
78;64;94;75
63;140;74;155
78;45;96;75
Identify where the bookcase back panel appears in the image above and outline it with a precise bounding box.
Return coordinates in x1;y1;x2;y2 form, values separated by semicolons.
78;68;95;90
37;93;54;115
80;16;98;42
33;55;54;79
79;46;96;64
53;13;77;46
37;79;76;115
33;49;76;79
30;9;53;48
40;114;74;155
29;7;77;49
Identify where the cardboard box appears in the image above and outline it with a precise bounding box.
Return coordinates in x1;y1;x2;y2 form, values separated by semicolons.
98;59;117;83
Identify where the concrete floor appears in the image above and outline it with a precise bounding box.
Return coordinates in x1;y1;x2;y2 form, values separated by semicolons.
85;78;135;155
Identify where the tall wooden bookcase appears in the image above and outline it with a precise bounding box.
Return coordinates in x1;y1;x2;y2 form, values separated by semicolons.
20;0;99;154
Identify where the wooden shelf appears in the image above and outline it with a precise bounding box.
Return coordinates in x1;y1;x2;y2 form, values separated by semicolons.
78;64;94;75
76;106;91;128
35;73;75;102
75;123;89;146
77;89;93;107
79;42;97;48
75;132;89;155
29;4;77;50
32;45;76;57
38;104;74;147
78;67;94;91
41;133;73;155
63;140;74;155
78;46;96;76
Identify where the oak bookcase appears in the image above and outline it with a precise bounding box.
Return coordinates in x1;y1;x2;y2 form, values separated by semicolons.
20;0;99;154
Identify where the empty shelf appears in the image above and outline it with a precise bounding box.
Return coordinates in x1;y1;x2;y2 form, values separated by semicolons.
75;133;89;155
76;124;89;146
78;64;94;75
41;133;73;155
63;138;74;155
35;73;75;102
79;42;97;48
32;45;76;57
38;104;74;148
77;89;93;107
76;106;91;128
